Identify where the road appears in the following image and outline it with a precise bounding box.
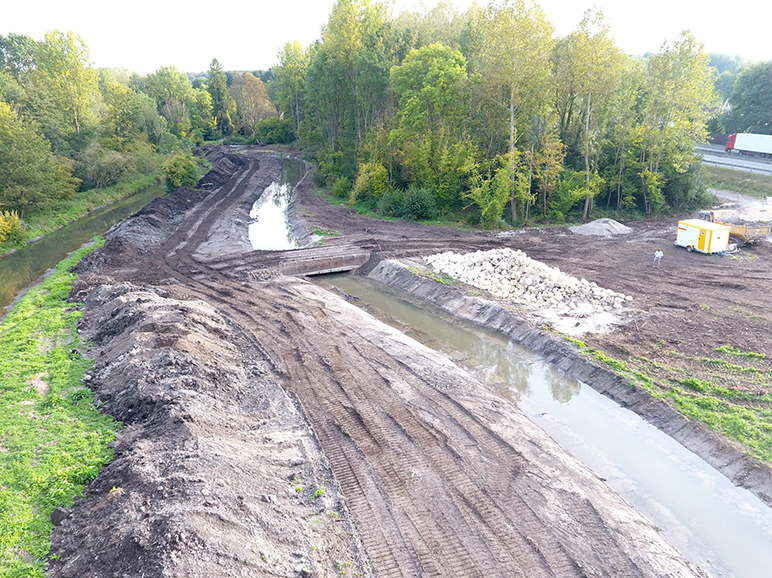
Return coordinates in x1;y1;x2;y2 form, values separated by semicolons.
698;144;772;175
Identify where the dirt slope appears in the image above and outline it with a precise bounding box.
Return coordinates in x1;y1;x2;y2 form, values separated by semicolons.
49;146;720;577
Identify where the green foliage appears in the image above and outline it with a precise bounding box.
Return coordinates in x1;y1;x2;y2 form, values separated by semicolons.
722;61;772;134
0;210;24;244
352;161;388;201
463;160;514;228
550;169;604;219
330;176;351;199
0;239;119;577
253;116;295;144
379;185;438;221
162;151;200;192
0;100;77;218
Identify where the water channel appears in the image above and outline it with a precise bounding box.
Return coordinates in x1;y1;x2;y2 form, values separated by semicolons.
0;184;165;318
320;274;772;578
248;158;305;251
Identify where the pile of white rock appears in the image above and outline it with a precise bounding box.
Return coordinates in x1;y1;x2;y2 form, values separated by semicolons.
425;248;633;316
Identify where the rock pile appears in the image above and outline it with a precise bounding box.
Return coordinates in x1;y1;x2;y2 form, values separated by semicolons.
425;248;632;318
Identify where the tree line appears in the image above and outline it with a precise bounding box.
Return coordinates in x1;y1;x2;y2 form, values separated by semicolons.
271;0;727;226
0;31;280;237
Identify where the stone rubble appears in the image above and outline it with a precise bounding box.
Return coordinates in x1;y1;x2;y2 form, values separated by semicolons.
425;248;633;333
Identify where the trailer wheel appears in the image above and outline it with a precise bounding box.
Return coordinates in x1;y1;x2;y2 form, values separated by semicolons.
686;245;694;252
729;236;743;247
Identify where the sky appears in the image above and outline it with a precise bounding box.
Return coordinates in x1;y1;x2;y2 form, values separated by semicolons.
2;0;769;75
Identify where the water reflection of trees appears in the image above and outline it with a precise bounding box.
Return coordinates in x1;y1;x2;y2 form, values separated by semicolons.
544;364;580;404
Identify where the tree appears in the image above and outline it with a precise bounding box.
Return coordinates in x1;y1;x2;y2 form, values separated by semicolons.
552;9;623;219
275;41;309;131
636;32;717;213
229;73;273;136
472;0;554;219
25;30;100;153
207;58;232;136
723;62;772;134
0;101;76;218
0;33;39;85
143;66;195;138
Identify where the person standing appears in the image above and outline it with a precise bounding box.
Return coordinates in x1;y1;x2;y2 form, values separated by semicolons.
653;249;663;268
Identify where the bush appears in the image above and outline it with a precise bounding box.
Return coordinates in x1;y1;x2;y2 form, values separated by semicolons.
253;117;295;144
352;161;388;202
380;185;438;221
331;176;351;199
162;151;200;192
0;210;25;245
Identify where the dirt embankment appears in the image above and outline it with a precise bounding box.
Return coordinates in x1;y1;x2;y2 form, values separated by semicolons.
50;145;750;576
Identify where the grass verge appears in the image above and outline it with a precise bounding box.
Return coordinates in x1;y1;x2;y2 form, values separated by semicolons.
1;172;162;253
703;165;772;198
0;238;119;577
566;337;772;463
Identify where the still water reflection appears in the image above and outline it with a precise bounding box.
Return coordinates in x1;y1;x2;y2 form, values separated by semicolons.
248;159;306;251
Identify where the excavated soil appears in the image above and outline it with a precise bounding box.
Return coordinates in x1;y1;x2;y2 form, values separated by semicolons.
49;145;772;577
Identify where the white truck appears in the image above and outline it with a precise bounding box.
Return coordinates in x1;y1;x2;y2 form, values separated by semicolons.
725;133;772;158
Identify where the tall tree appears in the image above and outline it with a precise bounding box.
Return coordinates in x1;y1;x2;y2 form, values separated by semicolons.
207;58;232;136
637;31;716;213
229;72;274;136
276;41;308;131
26;30;100;152
472;0;554;220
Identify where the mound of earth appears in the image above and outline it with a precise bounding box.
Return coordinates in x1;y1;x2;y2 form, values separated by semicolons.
570;218;632;236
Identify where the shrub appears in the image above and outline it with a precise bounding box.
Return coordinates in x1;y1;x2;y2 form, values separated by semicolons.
253;117;295;144
0;210;25;244
352;162;388;202
331;176;351;199
162;151;200;192
380;185;437;221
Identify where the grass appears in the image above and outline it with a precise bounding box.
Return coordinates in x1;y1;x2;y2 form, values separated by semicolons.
0;238;119;577
703;165;772;198
0;172;162;253
564;336;772;462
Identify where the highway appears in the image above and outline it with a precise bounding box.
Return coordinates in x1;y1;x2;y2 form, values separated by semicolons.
698;144;772;175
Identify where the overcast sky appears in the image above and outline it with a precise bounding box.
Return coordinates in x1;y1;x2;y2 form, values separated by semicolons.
2;0;769;75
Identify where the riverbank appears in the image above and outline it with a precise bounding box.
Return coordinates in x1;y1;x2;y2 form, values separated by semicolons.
0;172;162;257
0;240;119;578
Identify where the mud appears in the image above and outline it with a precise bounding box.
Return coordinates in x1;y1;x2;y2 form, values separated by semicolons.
49;145;772;576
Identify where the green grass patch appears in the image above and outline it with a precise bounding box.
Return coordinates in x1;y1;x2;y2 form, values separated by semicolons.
563;335;772;462
715;345;767;360
703;165;772;198
0;238;119;577
670;390;772;462
1;172;162;252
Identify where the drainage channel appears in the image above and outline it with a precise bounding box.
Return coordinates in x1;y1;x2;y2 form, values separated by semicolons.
320;273;772;578
248;158;305;251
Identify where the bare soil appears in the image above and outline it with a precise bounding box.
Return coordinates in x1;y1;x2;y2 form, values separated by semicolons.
49;145;772;577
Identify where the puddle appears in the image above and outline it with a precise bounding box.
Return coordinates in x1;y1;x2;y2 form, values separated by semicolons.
249;159;305;251
321;273;772;578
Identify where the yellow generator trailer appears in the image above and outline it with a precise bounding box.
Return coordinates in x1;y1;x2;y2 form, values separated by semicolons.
675;219;730;254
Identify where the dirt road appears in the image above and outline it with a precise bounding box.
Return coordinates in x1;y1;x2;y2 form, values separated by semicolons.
50;145;769;577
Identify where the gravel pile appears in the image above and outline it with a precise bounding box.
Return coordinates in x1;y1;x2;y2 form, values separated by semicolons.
425;248;633;317
569;218;632;237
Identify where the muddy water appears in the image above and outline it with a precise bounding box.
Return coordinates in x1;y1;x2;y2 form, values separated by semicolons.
248;158;305;250
322;274;772;578
0;184;164;317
